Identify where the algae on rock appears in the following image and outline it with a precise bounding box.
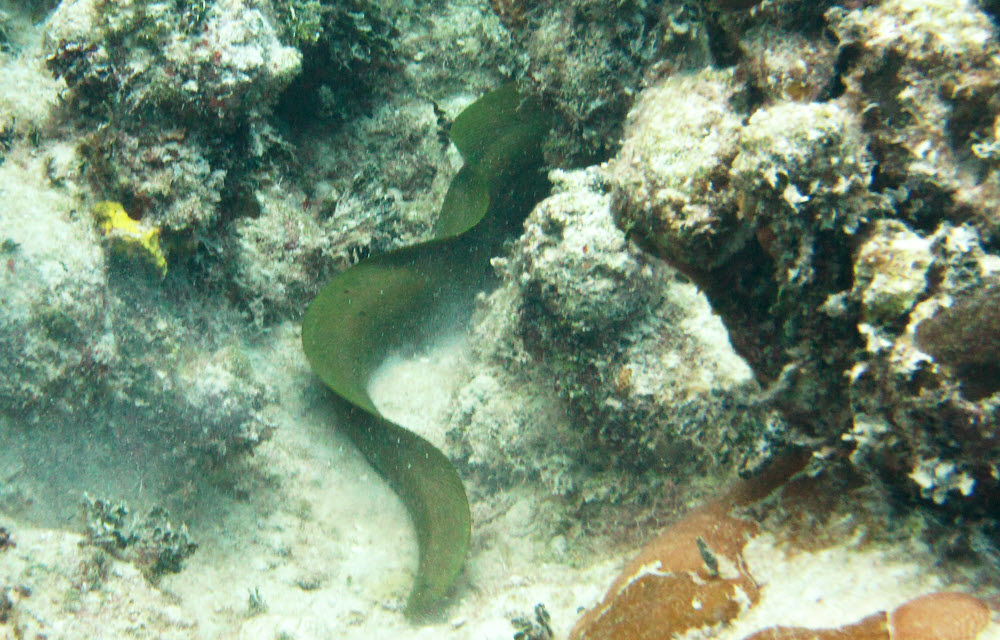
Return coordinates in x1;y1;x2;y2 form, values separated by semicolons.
603;0;1000;569
446;167;782;546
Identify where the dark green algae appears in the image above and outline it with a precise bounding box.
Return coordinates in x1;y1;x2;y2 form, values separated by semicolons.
301;84;550;616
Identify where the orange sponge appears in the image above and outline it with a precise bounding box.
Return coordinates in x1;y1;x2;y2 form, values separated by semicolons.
889;592;991;640
568;502;760;640
568;453;810;640
743;612;888;640
567;451;993;640
742;592;991;640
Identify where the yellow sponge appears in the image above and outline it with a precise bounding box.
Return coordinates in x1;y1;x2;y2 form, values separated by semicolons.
92;201;167;277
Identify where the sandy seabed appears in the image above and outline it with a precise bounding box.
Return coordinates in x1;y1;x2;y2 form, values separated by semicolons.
2;324;998;640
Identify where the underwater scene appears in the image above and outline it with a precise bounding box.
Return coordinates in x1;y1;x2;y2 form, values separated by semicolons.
2;0;1000;636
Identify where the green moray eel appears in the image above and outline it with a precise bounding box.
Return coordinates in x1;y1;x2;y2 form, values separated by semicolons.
301;84;550;616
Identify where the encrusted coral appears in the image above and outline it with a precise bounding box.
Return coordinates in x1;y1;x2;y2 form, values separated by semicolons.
0;151;276;497
605;0;1000;563
44;0;300;235
851;219;933;325
610;69;877;437
82;127;226;233
229;185;332;319
168;344;276;463
848;223;1000;514
275;0;398;123
495;0;711;164
610;68;746;272
45;0;301;126
735;20;838;103
513;169;656;336
447;168;780;528
830;0;1000;239
913;276;1000;388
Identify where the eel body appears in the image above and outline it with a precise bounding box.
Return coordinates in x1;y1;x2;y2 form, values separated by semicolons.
302;84;549;616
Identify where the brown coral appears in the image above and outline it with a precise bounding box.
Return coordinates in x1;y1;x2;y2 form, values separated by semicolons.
567;450;996;640
569;455;807;640
890;592;992;640
742;591;991;640
568;502;760;640
744;613;888;640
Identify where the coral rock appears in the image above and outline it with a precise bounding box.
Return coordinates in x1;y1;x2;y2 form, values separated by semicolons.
889;592;991;640
744;612;889;640
567;455;811;640
742;591;991;640
569;502;759;640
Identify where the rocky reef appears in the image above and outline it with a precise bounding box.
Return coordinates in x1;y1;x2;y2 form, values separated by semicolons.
1;0;999;633
44;0;301;228
604;0;1000;571
445;167;781;533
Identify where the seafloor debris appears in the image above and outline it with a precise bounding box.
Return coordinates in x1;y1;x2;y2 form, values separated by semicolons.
81;495;198;581
511;603;553;640
0;526;14;551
